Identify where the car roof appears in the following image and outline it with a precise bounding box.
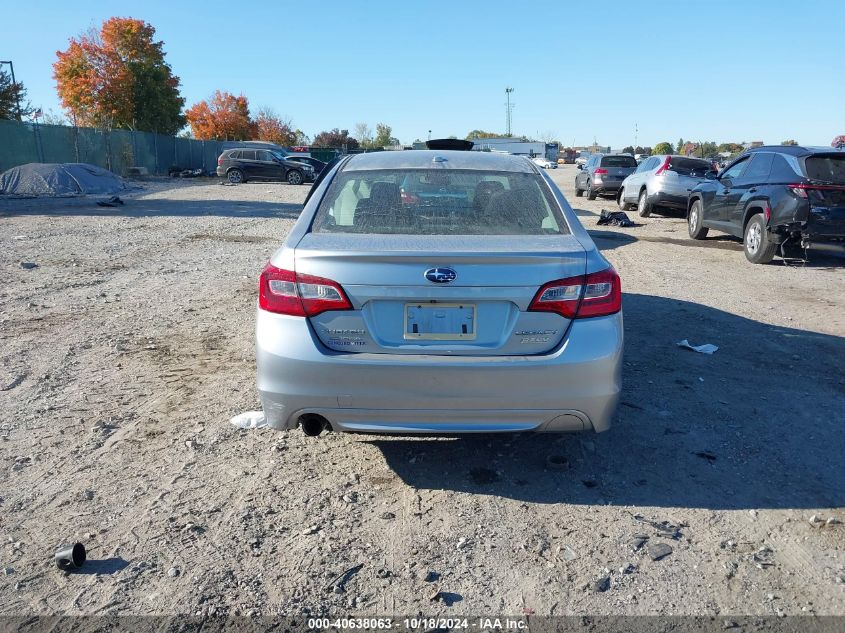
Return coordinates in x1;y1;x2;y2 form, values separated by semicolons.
341;150;535;173
746;145;844;157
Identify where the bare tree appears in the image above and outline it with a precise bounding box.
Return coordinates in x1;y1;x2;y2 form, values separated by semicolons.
354;122;372;146
538;130;559;144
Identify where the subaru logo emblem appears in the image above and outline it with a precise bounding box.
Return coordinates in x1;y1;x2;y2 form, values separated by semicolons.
424;267;457;284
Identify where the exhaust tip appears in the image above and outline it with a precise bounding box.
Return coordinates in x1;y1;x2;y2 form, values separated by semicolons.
299;414;329;437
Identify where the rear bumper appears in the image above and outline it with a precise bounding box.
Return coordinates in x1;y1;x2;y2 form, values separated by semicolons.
648;191;689;210
592;180;623;194
256;310;623;434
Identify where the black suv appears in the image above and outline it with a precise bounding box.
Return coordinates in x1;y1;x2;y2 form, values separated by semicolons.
687;146;845;263
216;148;315;185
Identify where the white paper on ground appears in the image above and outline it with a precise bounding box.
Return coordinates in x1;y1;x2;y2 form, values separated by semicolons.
677;339;719;354
230;410;267;429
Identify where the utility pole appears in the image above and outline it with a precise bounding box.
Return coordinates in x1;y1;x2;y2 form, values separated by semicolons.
0;60;22;120
505;87;514;137
634;122;638;149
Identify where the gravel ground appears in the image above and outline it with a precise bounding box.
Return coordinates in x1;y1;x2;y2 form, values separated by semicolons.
0;167;843;617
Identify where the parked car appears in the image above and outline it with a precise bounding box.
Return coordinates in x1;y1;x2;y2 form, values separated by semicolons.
575;154;637;200
532;156;557;169
256;150;623;436
687;146;845;263
216;148;315;184
285;155;328;176
618;155;713;217
574;152;592;166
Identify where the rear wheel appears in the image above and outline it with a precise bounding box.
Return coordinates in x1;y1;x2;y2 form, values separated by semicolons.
227;168;244;184
574;183;583;197
618;188;631;211
586;181;597;200
687;199;709;239
744;213;776;264
637;189;651;217
287;169;304;185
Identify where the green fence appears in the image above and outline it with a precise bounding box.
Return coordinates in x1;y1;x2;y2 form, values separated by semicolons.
0;119;225;176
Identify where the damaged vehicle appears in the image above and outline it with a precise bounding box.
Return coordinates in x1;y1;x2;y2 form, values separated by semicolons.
687;146;845;263
256;149;622;436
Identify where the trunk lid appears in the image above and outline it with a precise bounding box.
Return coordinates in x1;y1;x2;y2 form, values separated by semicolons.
294;233;586;355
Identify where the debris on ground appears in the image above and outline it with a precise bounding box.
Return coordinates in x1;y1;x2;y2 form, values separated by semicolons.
19;262;38;269
96;195;125;208
326;563;364;593
545;454;569;470
591;575;611;592
677;339;719;354
229;411;267;429
630;514;685;539
647;542;673;561
597;209;640;227
693;450;718;463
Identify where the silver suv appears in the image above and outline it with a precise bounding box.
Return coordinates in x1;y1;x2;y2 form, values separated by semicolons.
618;155;713;217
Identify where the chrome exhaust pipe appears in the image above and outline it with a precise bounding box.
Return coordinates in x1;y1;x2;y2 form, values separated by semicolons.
299;414;329;437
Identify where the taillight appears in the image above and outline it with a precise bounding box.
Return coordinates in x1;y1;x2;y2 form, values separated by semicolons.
529;268;621;319
217;156;223;165
400;189;420;204
655;156;672;175
594;168;608;175
259;264;351;317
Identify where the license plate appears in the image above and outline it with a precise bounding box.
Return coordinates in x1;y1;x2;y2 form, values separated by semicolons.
404;303;476;340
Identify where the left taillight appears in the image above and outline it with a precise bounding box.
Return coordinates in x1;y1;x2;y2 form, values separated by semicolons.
528;268;621;319
259;264;351;317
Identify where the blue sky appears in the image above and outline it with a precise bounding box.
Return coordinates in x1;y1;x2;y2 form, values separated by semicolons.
4;0;844;147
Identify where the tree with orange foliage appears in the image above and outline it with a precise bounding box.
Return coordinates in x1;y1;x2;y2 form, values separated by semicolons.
53;17;184;134
185;91;252;141
252;107;297;146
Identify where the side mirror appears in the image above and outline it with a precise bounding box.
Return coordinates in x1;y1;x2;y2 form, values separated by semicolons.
576;164;583;170
705;170;718;180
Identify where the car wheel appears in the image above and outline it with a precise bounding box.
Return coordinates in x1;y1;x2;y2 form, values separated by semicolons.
687;199;709;239
227;168;244;184
744;213;776;264
637;189;651;217
574;185;583;197
287;169;304;185
586;181;597;200
618;188;631;211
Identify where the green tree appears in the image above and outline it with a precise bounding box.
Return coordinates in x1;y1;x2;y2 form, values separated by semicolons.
717;142;743;155
622;146;635;154
654;141;673;155
312;128;358;149
0;67;33;120
373;122;393;147
676;138;685;153
781;139;798;146
465;129;501;140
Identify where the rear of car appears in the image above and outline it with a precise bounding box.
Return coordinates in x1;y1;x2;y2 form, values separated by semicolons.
777;151;845;253
621;155;712;215
255;151;623;435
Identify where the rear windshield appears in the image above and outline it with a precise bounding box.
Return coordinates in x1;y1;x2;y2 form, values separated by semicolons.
805;155;845;184
312;169;567;235
601;156;637;168
669;157;712;176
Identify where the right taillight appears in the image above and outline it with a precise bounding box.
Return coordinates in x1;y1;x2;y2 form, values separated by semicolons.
594;168;609;175
259;264;351;317
529;268;621;319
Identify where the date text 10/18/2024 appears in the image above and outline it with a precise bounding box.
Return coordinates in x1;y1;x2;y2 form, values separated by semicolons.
307;617;529;630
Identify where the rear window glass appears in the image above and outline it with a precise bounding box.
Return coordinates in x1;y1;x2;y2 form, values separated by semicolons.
601;156;637;168
805;155;845;184
669;157;711;176
312;169;567;235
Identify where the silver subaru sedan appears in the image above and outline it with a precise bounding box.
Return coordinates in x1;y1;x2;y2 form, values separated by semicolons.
256;150;622;436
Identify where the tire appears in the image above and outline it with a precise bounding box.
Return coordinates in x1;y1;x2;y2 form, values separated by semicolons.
227;168;244;184
744;213;776;264
618;188;631;211
687;199;709;239
586;181;597;200
637;189;651;217
287;169;304;185
574;186;583;198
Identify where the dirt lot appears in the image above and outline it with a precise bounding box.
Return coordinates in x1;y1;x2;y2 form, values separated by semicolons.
1;166;843;618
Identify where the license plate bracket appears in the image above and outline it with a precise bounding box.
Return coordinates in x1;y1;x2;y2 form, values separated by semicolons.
404;303;476;340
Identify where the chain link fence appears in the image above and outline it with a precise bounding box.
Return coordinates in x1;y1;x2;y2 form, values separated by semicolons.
0;119;225;176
